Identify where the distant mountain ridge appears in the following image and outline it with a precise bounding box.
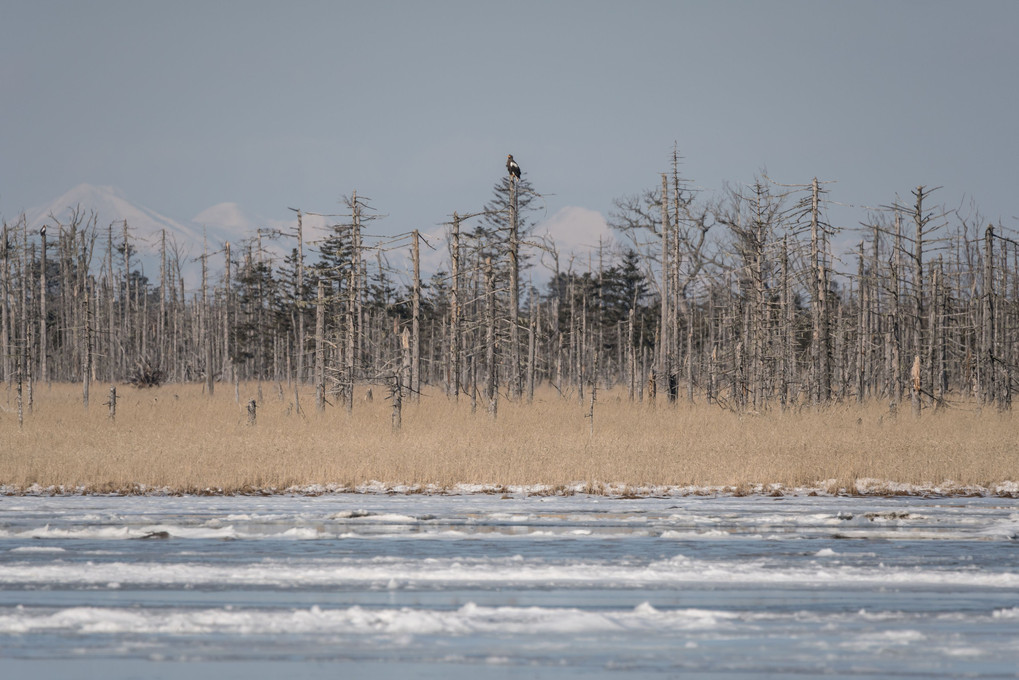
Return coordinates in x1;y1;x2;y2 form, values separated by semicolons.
19;184;332;288
25;184;274;251
15;184;615;290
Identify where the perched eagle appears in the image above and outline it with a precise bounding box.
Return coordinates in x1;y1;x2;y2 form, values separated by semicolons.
506;154;521;180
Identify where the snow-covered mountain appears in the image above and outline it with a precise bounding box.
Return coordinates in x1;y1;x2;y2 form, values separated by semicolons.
20;185;326;288
25;184;267;253
17;184;616;291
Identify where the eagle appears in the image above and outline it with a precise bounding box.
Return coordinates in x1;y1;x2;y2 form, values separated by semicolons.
506;154;521;180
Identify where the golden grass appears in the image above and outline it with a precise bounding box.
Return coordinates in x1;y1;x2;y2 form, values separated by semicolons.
1;382;1017;495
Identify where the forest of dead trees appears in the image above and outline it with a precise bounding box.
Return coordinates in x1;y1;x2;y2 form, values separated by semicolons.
2;150;1018;421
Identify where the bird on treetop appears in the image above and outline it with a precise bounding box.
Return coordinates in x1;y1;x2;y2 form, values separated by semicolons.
506;154;521;180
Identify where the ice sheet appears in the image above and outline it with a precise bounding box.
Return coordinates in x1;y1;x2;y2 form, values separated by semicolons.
1;493;1018;678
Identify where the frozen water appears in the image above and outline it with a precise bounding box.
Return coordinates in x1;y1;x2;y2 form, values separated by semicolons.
1;493;1018;678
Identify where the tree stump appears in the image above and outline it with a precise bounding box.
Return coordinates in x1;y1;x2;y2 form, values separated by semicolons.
391;375;402;431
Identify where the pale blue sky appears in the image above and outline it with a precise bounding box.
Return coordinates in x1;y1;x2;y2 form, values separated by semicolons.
2;0;1017;242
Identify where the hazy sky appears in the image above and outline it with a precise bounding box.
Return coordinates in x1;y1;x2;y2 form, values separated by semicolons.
2;0;1017;244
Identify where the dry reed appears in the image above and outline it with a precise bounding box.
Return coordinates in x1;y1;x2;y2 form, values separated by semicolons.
1;382;1017;495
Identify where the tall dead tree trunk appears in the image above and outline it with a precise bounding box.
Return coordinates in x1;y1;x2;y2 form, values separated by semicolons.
351;192;363;389
869;226;882;398
627;307;636;401
982;224;995;405
39;226;47;384
22;225;34;413
659;173;670;391
82;275;92;409
223;242;232;394
411;229;421;400
315;279;325;411
0;222;9;384
750;185;769;410
401;327;412;402
780;235;793;407
526;294;537;401
911;186;927;416
121;219;130;378
201;239;214;396
484;256;498;419
856;244;867;403
810;177;831;405
449;212;461;399
19;223;29;410
296;209;306;385
159;229;166;372
106;222;115;383
889;213;903;404
508;175;521;400
346;263;356;413
932;257;947;405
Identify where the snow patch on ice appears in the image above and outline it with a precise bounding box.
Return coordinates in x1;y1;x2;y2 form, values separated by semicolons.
9;546;66;553
0;602;748;638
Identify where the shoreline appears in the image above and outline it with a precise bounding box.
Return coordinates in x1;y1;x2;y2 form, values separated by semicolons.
4;479;1019;499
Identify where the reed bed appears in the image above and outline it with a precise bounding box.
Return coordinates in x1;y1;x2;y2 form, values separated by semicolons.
1;382;1017;495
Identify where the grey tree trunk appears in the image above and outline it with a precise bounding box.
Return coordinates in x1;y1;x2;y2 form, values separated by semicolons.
890;213;903;404
159;230;166;372
526;295;536;402
223;242;232;395
296;209;305;385
627;307;635;401
911;187;926;417
82;272;92;409
0;224;8;385
315;279;325;411
508;176;521;399
780;236;792;408
401;327;412;403
856;245;866;403
411;230;421;401
485;257;497;419
346;265;356;413
39;228;47;384
982;225;995;405
659;173;670;385
107;223;115;383
122;219;130;378
449;213;461;399
809;177;831;405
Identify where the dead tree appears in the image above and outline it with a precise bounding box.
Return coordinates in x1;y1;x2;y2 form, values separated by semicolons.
391;373;402;430
659;173;671;390
315;278;325;411
218;242;234;395
982;224;995;405
449;212;462;399
508;170;521;400
411;229;421;400
484;256;498;419
810;178;832;404
201;237;215;396
893;185;947;416
39;225;47;384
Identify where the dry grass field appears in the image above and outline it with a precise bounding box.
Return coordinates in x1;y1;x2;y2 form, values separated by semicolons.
1;382;1017;495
